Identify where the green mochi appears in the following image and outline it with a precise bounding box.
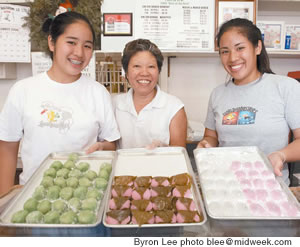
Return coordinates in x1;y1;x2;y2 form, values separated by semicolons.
68;153;79;163
43;168;57;178
68;198;81;212
11;210;29;223
41;176;54;188
37;200;52;214
32;185;46;201
79;177;92;187
44;211;60;224
50;160;63;170
56;168;70;179
52;200;67;213
81;198;97;211
59;210;78;224
54;177;66;188
100;163;112;174
84;170;97;181
73;186;88;200
78;210;96;224
26;211;43;224
68;169;82;178
86;188;102;200
94;177;108;190
66;177;79;188
98;169;110;181
60;187;73;200
46;186;61;200
23;198;38;212
76;162;90;172
64;160;75;170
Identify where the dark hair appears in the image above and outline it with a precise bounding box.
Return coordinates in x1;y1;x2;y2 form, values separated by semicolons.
42;11;95;60
216;18;274;74
121;39;164;73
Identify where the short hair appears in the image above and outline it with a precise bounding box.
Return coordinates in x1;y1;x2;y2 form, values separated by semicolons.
121;39;164;73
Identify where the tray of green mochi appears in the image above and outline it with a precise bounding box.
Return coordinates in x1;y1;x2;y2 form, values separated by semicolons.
0;151;115;227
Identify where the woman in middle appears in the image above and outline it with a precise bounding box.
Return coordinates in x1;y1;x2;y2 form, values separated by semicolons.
88;39;187;151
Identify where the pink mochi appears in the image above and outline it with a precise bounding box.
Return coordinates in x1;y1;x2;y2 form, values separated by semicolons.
132;188;151;200
253;179;264;189
240;179;252;188
270;190;286;201
243;162;252;169
265;179;280;190
111;187;133;198
280;201;299;217
172;187;192;198
230;161;241;171
106;215;131;225
235;170;246;181
176;211;200;223
249;203;268;216
261;170;274;178
243;189;256;201
265;201;282;216
155;215;176;224
131;216;155;225
254;161;264;170
255;189;268;201
175;199;196;211
248;170;259;177
109;198;131;210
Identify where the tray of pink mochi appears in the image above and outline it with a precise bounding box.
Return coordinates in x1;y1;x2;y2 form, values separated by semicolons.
103;147;207;227
194;146;300;220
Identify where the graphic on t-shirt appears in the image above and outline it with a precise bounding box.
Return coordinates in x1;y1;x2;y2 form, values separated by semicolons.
222;107;257;125
39;102;73;133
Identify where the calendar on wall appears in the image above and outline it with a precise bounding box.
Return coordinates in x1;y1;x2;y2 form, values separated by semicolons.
0;4;31;63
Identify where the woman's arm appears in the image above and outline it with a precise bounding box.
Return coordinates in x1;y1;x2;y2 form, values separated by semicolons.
169;108;187;147
85;140;116;154
268;128;300;176
0;140;19;195
197;128;219;148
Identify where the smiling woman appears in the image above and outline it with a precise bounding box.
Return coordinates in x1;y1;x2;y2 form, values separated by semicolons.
197;18;300;186
87;39;188;151
0;12;120;195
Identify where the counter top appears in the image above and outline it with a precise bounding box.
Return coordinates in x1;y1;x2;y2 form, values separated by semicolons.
0;217;299;237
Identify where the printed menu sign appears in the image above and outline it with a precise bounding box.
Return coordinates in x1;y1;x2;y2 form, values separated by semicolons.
135;0;214;51
0;4;31;62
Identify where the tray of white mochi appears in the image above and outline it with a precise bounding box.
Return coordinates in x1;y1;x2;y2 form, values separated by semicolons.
0;151;114;227
194;146;300;220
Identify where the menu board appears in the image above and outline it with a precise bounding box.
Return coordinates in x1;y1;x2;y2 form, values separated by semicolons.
0;4;31;62
31;52;96;80
135;0;214;51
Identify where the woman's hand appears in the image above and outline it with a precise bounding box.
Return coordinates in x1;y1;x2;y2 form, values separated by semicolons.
268;151;286;177
85;142;104;154
146;140;168;150
197;140;212;148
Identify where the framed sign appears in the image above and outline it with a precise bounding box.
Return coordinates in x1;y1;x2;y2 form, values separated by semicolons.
215;0;256;32
103;13;133;36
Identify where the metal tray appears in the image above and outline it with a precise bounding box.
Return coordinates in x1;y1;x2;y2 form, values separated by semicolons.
194;146;300;220
103;147;207;228
0;151;115;228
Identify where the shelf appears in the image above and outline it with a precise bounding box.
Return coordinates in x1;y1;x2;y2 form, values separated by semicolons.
95;50;300;58
0;0;33;3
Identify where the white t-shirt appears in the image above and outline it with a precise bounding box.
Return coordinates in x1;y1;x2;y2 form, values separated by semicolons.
205;73;300;184
113;86;184;149
0;72;120;184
